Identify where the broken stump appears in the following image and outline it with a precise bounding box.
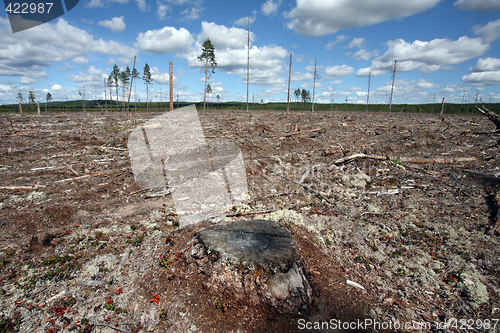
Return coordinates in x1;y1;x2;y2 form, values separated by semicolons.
189;219;312;313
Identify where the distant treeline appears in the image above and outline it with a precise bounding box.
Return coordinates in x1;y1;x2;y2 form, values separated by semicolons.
0;99;497;114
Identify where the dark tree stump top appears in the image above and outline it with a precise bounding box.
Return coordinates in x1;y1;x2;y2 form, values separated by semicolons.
198;219;300;272
193;219;312;313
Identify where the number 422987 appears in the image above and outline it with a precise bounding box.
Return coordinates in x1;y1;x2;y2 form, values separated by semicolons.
5;3;53;14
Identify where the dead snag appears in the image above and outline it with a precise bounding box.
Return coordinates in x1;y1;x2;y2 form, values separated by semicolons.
475;105;500;132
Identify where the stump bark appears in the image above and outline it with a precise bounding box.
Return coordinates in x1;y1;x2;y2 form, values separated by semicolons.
189;220;312;313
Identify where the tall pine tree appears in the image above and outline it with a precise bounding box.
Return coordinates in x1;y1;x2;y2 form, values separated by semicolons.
143;63;153;111
198;39;217;111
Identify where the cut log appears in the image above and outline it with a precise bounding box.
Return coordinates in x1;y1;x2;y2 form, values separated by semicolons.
188;220;312;313
463;169;500;190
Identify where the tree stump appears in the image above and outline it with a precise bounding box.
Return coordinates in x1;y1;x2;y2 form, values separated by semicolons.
189;220;312;313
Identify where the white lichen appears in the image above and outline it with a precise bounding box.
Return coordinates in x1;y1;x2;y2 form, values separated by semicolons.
458;268;489;309
266;209;304;226
26;191;47;202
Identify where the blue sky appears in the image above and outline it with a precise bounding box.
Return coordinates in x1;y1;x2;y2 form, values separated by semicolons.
0;0;499;106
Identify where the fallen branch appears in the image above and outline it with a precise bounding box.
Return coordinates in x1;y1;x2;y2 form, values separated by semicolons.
366;220;392;231
9;142;43;153
102;146;128;151
64;163;79;176
448;172;469;187
92;324;131;333
298;169;310;184
37;290;67;308
398;157;476;164
225;208;279;217
333;153;389;165
31;166;60;171
264;167;337;207
247;191;299;204
278;128;321;138
55;175;91;183
0;185;46;190
145;188;172;198
0;164;11;168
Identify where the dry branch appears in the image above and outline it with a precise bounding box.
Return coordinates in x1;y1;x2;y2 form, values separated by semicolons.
247;191;300;204
0;185;46;190
264;167;337;207
92;324;131;333
399;157;476;164
333;153;389;165
55;175;91;183
31;166;60;171
278;128;321;138
9;142;43;153
64;163;79;176
225;208;279;217
102;146;128;151
448;172;469;187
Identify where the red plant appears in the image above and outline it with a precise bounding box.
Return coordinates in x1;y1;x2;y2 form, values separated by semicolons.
115;286;123;295
150;293;160;304
105;296;113;304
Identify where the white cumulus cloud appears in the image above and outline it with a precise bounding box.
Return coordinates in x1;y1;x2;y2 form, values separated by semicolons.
324;65;354;79
197;21;255;50
347;38;365;49
183;22;288;88
473;19;500;43
234;11;257;27
261;0;282;17
351;49;379;61
0;18;135;79
463;57;500;86
359;36;490;76
135;26;194;54
454;0;500;12
378;37;489;65
325;35;347;50
98;16;126;33
157;1;172;20
286;0;440;37
462;71;500;85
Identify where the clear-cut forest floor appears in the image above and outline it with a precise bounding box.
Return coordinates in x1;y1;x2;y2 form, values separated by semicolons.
0;109;499;332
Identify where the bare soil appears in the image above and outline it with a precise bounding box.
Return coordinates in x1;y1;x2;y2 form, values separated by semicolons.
0;109;499;332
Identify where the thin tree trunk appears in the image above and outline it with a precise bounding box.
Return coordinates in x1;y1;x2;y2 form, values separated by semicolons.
116;86;120;112
146;84;149;112
203;59;208;111
109;86;113;112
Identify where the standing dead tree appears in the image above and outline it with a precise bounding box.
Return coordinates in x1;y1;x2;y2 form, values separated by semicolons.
475;105;500;132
